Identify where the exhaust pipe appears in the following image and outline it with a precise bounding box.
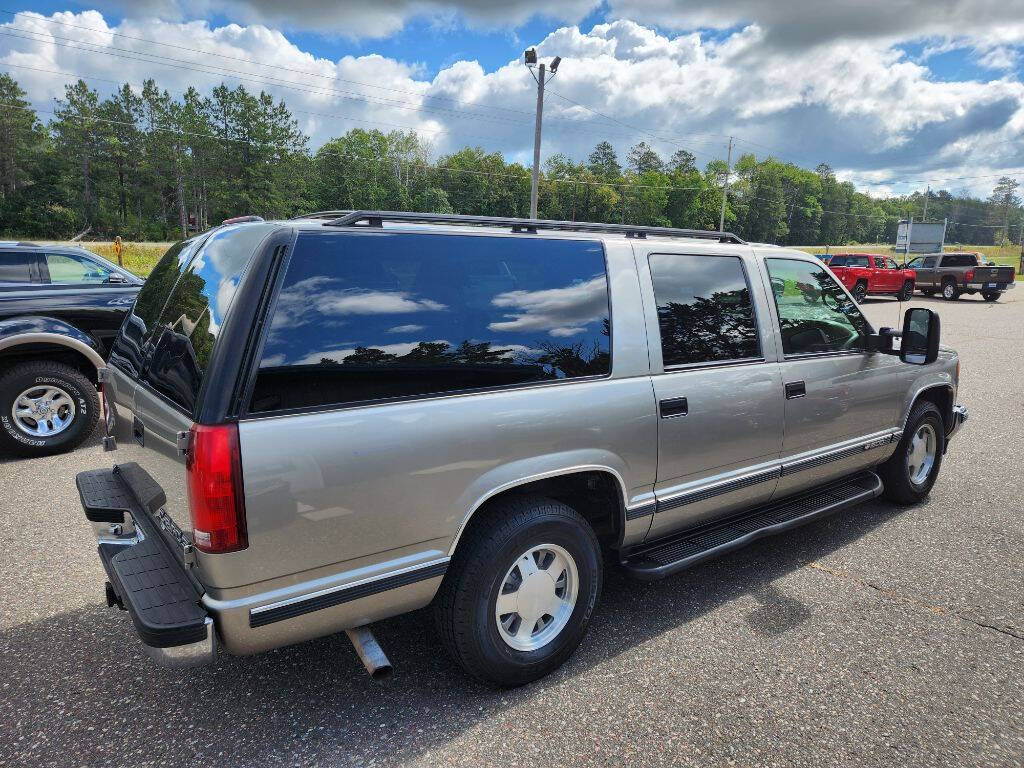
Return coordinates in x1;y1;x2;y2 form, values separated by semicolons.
345;627;393;680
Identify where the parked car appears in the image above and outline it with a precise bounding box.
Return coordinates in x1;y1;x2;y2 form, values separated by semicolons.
825;253;916;302
0;242;143;456
906;251;1016;301
77;212;966;686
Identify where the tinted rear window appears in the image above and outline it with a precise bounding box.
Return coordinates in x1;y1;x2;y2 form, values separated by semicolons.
136;225;274;413
942;254;976;267
649;253;760;367
249;231;610;413
0;251;35;283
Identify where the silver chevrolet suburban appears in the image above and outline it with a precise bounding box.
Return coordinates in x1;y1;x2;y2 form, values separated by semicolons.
78;211;967;686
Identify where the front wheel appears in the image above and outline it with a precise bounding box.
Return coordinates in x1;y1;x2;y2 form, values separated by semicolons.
899;281;915;301
879;401;945;504
982;291;1001;302
434;496;602;686
0;360;100;457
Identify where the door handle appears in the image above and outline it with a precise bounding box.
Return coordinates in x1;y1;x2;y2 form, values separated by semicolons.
785;381;806;399
659;397;688;418
132;416;145;447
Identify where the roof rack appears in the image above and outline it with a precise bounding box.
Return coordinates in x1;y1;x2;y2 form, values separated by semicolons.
323;210;746;244
293;210;353;220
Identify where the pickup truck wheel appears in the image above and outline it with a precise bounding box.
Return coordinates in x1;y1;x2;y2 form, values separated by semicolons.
434;495;602;686
941;280;960;300
899;281;914;301
0;360;99;457
852;282;868;303
880;401;945;505
982;291;1001;302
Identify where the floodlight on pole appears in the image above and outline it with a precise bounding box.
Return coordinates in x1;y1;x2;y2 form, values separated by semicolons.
524;50;561;219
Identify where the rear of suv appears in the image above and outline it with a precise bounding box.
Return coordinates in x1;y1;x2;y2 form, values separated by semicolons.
78;212;966;686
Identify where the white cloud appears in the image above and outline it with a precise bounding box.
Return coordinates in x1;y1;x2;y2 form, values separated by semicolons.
387;324;426;333
295;339;450;365
489;275;608;336
1;8;1022;197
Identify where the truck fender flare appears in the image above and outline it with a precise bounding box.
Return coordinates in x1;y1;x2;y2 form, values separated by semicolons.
0;316;106;369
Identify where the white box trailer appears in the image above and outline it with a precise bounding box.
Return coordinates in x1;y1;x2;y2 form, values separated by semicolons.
896;220;946;253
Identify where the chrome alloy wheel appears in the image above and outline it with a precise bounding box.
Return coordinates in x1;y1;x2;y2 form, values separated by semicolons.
907;422;937;487
943;282;956;299
11;385;76;437
495;543;579;652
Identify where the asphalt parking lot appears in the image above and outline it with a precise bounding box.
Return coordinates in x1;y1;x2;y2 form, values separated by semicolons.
1;291;1022;768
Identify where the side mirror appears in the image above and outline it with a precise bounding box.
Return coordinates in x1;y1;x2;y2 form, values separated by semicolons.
106;273;126;284
900;308;940;365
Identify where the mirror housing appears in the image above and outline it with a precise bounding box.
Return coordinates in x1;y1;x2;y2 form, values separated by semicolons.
900;308;940;365
106;272;126;284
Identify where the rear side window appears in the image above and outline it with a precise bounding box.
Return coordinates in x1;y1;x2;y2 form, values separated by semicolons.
848;256;870;267
648;253;760;368
249;232;610;413
138;225;274;413
829;256;847;266
942;254;976;267
922;257;936;268
0;251;36;283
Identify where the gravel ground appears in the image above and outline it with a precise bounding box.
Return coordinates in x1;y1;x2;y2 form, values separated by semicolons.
0;291;1021;768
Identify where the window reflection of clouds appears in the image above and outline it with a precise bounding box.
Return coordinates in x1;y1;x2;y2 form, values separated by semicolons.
489;275;608;337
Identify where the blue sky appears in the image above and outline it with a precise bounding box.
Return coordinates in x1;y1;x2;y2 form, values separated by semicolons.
2;1;1023;196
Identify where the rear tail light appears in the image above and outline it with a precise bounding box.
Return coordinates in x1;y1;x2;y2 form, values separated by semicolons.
186;423;248;553
965;269;974;281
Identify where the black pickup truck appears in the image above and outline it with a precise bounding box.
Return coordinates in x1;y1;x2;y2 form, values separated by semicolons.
0;242;143;456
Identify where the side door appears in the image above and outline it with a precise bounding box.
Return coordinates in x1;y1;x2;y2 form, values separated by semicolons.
762;257;903;498
873;256;896;292
912;256;937;289
636;246;785;539
40;251;139;352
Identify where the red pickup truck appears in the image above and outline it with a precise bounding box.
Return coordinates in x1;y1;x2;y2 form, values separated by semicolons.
825;253;916;303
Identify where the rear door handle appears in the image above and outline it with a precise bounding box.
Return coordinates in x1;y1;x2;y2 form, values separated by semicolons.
659;397;688;418
785;381;806;399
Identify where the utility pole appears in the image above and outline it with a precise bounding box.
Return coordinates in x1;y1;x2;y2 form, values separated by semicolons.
1018;218;1023;276
719;136;733;233
904;215;913;267
922;185;930;221
524;49;560;221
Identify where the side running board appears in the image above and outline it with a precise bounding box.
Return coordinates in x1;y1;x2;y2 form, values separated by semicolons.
621;471;883;581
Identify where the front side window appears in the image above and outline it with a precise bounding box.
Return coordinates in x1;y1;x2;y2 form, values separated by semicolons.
45;252;110;284
648;253;760;367
766;258;870;356
249;232;611;413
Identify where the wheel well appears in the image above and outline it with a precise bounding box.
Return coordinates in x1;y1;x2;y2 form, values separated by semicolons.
0;344;99;385
911;386;953;433
456;471;625;552
854;278;868;286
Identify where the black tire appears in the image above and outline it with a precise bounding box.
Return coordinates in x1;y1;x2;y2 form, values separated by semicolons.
0;360;99;457
941;279;960;301
899;280;914;301
434;495;602;686
982;291;1001;302
879;400;945;505
852;281;868;303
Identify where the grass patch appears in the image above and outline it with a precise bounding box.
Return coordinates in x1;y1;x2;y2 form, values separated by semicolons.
80;242;171;277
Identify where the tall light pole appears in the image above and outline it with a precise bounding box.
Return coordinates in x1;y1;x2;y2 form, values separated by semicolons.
718;136;733;233
525;49;560;220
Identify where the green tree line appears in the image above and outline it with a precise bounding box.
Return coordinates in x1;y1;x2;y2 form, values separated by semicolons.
0;72;1021;245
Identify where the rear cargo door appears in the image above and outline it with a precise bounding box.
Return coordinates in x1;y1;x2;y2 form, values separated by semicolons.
107;224;276;559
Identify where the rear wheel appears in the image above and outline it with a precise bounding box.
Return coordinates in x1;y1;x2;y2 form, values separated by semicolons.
880;400;945;504
982;291;1001;302
0;360;99;457
899;280;914;301
435;495;602;686
852;281;868;303
941;279;960;300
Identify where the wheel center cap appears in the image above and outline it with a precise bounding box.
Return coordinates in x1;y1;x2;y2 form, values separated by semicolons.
516;571;554;621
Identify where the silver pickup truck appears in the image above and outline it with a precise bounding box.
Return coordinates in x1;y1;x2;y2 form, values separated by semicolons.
78;212;967;686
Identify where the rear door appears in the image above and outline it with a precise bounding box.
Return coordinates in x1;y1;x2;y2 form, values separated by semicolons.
636;245;784;539
106;224;277;563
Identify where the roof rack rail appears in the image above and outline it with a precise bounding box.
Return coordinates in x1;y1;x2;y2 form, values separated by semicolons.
293;210;353;220
324;210;746;244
